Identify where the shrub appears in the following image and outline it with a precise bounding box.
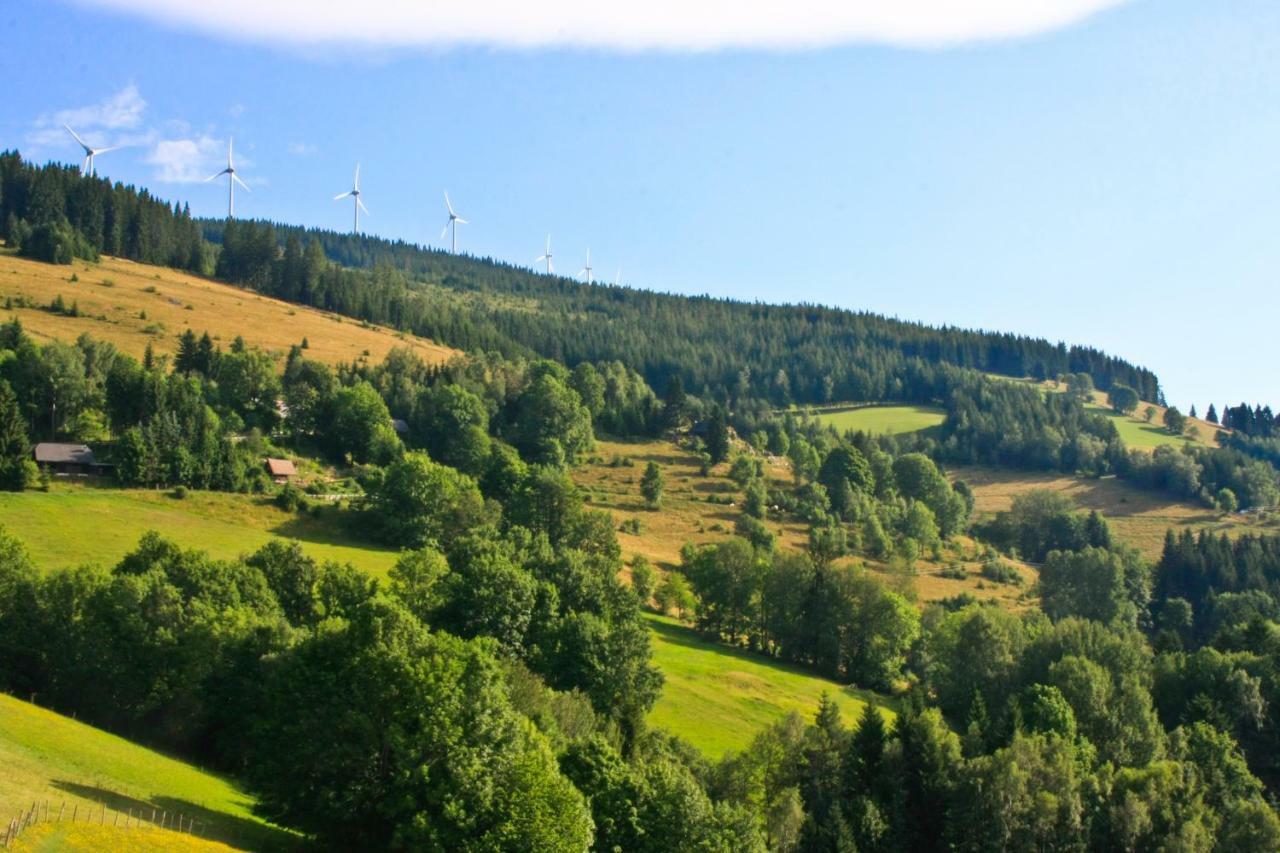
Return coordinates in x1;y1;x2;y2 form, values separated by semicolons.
980;560;1023;586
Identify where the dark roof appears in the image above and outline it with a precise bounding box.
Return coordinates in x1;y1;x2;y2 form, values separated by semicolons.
391;418;409;434
34;443;96;465
265;458;297;476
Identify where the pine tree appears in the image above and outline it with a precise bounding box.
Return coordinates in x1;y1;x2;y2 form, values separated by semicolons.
706;406;730;465
640;461;664;508
1206;403;1219;425
1189;404;1198;419
662;374;686;430
175;329;198;374
0;381;32;491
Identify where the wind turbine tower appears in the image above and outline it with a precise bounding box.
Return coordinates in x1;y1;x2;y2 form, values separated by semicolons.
64;125;119;177
334;164;369;234
441;192;467;253
579;249;594;284
534;235;554;274
205;139;250;218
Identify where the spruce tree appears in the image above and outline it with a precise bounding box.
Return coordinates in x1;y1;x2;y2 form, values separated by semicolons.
706;406;730;465
1206;403;1219;425
0;381;32;491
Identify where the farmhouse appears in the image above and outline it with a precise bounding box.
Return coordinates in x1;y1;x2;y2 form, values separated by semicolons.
265;457;297;484
33;442;103;475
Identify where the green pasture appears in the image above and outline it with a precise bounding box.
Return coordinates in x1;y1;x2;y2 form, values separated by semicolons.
645;614;893;758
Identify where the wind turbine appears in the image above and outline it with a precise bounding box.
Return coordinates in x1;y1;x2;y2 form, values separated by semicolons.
64;125;119;177
578;249;594;284
205;138;250;219
534;235;554;274
614;268;621;286
441;192;467;253
334;164;369;234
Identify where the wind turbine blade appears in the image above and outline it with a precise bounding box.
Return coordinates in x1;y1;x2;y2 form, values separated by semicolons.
534;254;547;263
227;138;235;167
455;217;468;225
441;221;452;240
333;191;352;200
444;192;455;216
64;125;89;150
233;174;251;192
207;169;231;182
94;146;122;156
354;163;361;189
357;198;370;215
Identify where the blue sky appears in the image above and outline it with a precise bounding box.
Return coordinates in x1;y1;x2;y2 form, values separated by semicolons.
2;0;1277;410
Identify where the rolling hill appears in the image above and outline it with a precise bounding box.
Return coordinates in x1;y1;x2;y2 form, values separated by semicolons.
0;249;456;367
0;693;292;851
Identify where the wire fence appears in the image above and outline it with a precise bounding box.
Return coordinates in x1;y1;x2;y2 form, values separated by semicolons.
3;799;206;849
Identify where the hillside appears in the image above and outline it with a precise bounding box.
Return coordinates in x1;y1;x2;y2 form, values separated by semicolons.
954;465;1277;558
0;249;456;367
0;483;398;577
646;614;892;757
0;693;291;851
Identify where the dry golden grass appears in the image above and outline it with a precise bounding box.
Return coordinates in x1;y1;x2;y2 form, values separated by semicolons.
952;465;1278;559
577;439;1037;610
575;438;808;572
0;251;457;367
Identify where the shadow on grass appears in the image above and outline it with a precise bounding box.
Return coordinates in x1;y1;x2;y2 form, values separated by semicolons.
51;780;304;851
267;509;399;559
644;614;892;709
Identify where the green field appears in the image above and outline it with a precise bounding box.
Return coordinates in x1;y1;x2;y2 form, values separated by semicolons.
810;404;946;437
645;614;892;758
1085;405;1199;450
0;482;399;577
0;694;292;851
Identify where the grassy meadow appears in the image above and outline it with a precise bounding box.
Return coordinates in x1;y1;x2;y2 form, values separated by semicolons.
0;481;399;577
0;694;291;851
0;250;456;367
645;614;892;758
807;404;947;438
12;822;237;852
575;438;809;571
953;465;1278;559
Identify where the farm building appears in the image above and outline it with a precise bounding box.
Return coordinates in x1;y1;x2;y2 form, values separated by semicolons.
34;443;105;475
265;457;297;484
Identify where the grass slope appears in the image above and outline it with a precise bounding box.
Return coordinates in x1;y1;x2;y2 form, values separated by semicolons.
13;822;236;852
954;465;1278;559
0;694;291;851
0;482;399;577
992;376;1225;450
0;250;457;367
809;404;947;438
645;615;892;758
575;439;808;571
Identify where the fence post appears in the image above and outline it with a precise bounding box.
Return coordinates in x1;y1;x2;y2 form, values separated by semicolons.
113;809;119;827
71;804;78;823
57;802;64;823
100;804;105;825
151;808;156;826
161;810;166;829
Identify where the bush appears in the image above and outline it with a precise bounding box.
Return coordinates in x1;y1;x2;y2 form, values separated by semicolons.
18;220;97;265
980;560;1023;586
169;485;188;500
276;483;308;513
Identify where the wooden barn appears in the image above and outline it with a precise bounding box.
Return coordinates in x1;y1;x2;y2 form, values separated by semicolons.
265;457;297;484
33;443;102;476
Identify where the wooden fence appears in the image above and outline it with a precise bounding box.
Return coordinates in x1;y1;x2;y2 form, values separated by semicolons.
3;799;206;849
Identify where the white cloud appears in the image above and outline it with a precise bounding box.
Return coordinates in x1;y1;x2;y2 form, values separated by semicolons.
29;84;148;148
144;135;225;183
287;142;317;156
70;0;1130;51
